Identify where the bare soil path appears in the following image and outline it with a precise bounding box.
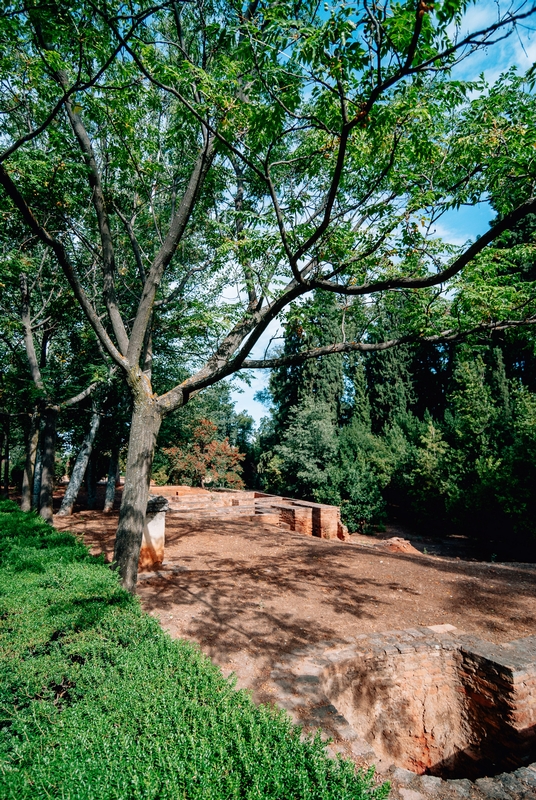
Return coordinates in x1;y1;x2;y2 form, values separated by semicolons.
54;507;536;710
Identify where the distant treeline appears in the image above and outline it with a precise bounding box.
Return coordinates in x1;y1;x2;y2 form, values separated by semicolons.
254;291;536;561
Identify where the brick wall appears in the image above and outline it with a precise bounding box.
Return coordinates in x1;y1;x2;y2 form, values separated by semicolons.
320;628;536;776
457;635;536;772
322;630;467;773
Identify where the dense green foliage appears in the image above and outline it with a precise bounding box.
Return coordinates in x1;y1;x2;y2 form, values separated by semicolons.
258;291;536;559
152;382;255;487
0;500;387;799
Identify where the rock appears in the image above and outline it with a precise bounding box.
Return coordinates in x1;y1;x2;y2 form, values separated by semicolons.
418;775;443;792
390;766;418;786
399;790;426;800
497;772;530;796
147;494;170;513
348;738;376;760
426;624;458;634
325;742;347;759
381;537;422;555
515;768;536;789
337;520;350;541
448;779;473;797
475;777;513;799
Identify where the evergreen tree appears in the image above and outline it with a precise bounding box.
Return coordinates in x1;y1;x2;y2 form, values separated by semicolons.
366;344;416;432
268;293;345;435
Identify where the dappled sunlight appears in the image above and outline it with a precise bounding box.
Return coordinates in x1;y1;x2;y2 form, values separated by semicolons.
55;506;536;710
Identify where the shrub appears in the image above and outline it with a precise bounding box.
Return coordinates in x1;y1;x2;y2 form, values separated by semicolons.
163;419;245;489
0;500;388;800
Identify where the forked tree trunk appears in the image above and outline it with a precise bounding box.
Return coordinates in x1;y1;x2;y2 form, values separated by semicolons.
21;412;40;512
57;411;101;516
39;406;58;523
113;401;162;592
103;446;119;513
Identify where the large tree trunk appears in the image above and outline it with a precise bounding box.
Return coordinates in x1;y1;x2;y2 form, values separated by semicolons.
33;440;42;511
21;411;40;512
0;424;5;498
39;406;58;523
57;411;101;516
2;415;9;497
86;451;98;509
103;446;119;513
113;400;162;592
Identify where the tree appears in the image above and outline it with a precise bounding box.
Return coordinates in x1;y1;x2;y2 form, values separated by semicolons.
0;246;110;519
2;1;536;589
259;397;339;500
164;418;245;489
154;380;254;486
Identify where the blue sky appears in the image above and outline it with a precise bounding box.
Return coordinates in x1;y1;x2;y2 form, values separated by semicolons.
229;1;536;426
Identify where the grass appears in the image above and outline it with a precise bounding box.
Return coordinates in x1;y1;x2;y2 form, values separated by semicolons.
0;499;389;799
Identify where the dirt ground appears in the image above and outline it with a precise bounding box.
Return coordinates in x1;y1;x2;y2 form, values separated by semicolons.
53;504;536;708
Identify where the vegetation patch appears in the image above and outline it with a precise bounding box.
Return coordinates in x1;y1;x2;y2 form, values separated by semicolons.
0;500;388;800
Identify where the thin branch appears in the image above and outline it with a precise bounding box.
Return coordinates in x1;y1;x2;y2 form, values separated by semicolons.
311;194;536;296
113;204;147;285
242;316;536;369
62;381;100;407
154;264;205;308
0;163;127;370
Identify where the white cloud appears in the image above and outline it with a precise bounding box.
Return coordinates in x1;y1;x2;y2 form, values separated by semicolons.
430;203;494;247
449;1;536;82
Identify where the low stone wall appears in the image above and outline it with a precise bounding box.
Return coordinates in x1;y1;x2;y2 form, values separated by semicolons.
256;494;348;540
151;484;349;541
267;503;313;535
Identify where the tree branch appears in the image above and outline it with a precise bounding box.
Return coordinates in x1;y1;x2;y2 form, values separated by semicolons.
61;93;130;355
113;204;147;285
311;195;536;296
127;133;215;367
61;381;100;407
0;41;126;164
241;316;536;369
0;164;127;370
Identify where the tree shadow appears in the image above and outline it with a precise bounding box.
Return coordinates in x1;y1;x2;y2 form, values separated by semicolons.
56;510;536;688
364;548;536;636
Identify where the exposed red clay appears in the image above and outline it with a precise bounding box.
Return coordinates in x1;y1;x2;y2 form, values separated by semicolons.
53;504;536;712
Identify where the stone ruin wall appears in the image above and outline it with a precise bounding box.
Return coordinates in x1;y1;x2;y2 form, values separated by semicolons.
319;628;536;777
323;634;465;774
269;625;536;791
152;485;349;541
457;636;536;773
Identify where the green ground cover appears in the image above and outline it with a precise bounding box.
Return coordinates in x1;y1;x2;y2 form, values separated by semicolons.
0;500;388;799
